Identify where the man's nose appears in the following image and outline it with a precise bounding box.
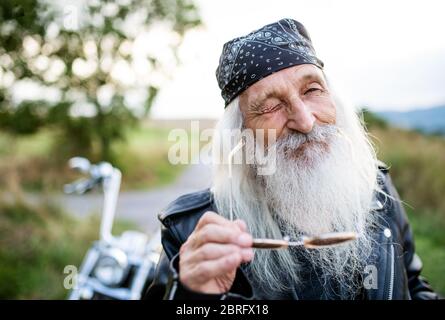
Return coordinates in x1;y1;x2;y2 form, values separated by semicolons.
285;98;315;134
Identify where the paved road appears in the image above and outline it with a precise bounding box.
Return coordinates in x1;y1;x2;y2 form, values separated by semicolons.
51;156;212;234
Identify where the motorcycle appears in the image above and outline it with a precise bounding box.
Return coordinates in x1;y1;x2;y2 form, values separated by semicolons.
64;157;161;300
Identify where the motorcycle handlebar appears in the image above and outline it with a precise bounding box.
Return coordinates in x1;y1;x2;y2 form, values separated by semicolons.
65;157;122;244
63;177;102;194
65;157;115;194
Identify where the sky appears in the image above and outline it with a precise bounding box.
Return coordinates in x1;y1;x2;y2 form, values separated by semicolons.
151;0;445;119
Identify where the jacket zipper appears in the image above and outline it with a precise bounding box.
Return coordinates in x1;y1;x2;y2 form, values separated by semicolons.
387;243;395;300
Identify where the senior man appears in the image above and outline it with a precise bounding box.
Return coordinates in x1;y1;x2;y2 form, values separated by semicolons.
144;18;438;300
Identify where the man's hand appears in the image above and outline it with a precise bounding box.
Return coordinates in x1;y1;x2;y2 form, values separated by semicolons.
178;211;254;294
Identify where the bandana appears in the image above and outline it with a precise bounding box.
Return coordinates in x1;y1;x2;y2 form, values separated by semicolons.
216;18;324;107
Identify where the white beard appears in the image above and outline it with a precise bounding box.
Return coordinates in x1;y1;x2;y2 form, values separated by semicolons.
212;96;380;296
261;123;372;237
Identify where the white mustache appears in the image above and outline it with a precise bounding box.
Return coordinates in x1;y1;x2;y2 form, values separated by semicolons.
275;124;339;153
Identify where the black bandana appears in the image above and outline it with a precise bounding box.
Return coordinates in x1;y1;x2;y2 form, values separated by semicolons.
216;18;324;107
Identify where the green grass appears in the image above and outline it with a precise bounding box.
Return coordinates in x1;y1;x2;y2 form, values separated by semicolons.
406;209;445;296
370;127;445;214
0;124;189;192
0;129;56;159
368;125;445;296
0;199;138;299
113;125;187;190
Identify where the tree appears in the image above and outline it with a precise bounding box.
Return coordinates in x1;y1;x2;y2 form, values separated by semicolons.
0;0;200;160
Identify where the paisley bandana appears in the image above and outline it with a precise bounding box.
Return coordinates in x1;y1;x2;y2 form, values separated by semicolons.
216;18;324;107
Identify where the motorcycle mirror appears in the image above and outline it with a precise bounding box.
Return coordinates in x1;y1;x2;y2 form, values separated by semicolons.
96;162;114;178
68;157;91;174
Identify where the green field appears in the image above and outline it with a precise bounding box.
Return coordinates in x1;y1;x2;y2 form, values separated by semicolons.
0;123;187;192
367;125;445;296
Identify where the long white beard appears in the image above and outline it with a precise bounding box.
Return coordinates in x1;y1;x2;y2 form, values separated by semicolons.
262;124;371;236
256;124;377;295
212;96;379;296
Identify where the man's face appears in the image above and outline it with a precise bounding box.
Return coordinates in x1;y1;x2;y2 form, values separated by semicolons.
239;64;336;142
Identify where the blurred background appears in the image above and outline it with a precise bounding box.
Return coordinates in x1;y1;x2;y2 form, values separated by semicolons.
0;0;444;298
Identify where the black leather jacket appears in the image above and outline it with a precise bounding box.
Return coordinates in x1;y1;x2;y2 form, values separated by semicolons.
144;165;439;300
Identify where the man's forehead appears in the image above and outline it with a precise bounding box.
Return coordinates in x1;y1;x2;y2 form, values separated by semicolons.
241;64;324;103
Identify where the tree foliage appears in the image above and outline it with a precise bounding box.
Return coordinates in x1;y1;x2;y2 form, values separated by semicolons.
0;0;200;160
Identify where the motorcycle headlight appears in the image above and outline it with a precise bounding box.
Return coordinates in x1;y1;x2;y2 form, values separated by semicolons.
93;248;128;286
